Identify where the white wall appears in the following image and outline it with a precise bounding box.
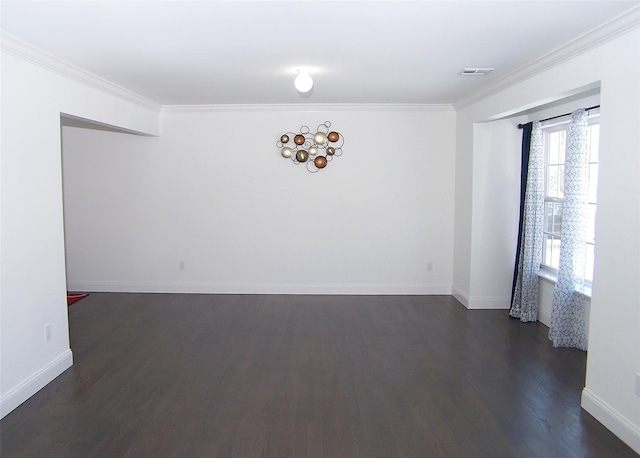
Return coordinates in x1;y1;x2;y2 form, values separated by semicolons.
62;107;456;295
469;119;521;309
453;26;640;452
452;112;473;306
0;39;160;418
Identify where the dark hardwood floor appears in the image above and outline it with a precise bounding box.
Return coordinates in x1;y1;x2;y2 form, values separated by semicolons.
1;293;637;457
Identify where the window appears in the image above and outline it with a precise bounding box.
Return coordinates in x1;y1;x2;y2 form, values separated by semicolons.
541;116;599;282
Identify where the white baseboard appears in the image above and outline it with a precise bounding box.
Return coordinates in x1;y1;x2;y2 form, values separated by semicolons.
67;281;452;296
466;296;511;309
462;296;511;310
537;308;552;327
0;349;73;419
452;286;469;307
581;388;640;454
451;286;510;310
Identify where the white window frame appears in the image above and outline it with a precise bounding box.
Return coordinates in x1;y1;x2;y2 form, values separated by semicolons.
539;112;600;296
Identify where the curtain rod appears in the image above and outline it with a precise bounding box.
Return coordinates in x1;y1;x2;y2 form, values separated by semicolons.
517;105;600;129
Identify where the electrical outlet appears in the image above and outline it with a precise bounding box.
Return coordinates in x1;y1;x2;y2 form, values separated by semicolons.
178;261;185;271
44;324;51;341
635;373;640;397
427;262;433;272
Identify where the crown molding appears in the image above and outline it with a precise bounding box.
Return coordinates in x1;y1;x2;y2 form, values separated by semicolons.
0;33;450;114
162;103;454;113
454;5;640;110
1;31;162;112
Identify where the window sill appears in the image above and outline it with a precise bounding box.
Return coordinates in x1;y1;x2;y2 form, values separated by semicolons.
537;269;592;298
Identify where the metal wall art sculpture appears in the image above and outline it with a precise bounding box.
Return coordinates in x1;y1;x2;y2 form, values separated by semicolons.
276;122;344;173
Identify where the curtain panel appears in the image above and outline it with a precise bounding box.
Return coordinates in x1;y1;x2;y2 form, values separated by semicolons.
549;109;589;350
510;121;544;322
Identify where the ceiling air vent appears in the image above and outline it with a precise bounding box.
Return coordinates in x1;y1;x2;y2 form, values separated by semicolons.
460;68;494;76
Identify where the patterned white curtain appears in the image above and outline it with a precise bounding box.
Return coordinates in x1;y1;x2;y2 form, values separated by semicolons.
549;109;589;350
510;121;544;322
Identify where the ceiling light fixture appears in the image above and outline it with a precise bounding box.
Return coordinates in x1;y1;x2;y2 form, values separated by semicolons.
294;71;313;93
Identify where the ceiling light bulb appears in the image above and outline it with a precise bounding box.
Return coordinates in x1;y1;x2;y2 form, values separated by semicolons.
295;71;313;93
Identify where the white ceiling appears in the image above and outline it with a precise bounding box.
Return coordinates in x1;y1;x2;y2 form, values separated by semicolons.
1;1;638;106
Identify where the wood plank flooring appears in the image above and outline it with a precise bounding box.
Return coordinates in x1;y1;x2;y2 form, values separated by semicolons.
1;293;637;457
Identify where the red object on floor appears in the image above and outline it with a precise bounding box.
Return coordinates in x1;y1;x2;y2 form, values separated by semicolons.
67;293;89;306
